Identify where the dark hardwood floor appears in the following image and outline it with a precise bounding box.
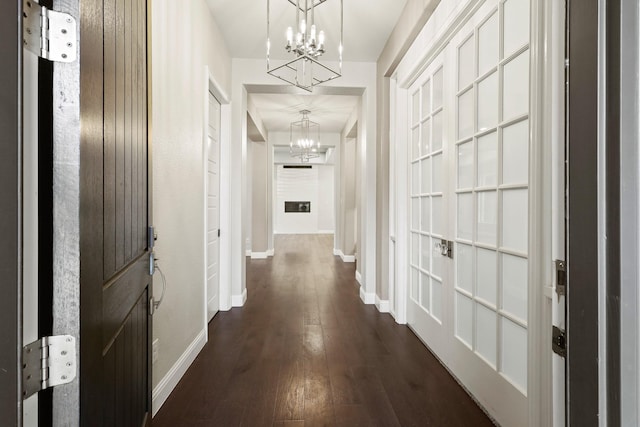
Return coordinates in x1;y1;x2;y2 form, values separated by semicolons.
152;234;494;426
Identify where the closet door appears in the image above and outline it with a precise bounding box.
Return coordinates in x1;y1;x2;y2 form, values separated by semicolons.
450;1;530;425
405;0;531;425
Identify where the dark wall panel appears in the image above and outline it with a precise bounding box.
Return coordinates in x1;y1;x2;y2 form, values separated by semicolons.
0;1;21;424
567;0;600;425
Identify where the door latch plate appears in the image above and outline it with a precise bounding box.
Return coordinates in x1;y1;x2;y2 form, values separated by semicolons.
552;326;566;358
435;239;454;259
555;260;566;297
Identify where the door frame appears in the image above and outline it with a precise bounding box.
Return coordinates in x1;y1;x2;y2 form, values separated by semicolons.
565;0;610;424
0;0;22;424
203;66;230;317
566;0;631;424
619;0;640;423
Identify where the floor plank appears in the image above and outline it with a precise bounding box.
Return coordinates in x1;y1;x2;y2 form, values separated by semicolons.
153;234;494;426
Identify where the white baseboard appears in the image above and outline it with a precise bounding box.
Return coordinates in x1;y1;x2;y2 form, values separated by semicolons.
245;250;251;257
274;232;334;235
334;249;356;263
355;270;362;285
342;254;356;263
231;288;247;307
375;295;390;313
359;286;375;305
250;252;268;259
152;329;207;416
266;248;274;256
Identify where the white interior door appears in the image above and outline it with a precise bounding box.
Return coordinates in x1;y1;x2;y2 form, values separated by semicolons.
207;92;221;321
406;0;531;425
407;59;449;359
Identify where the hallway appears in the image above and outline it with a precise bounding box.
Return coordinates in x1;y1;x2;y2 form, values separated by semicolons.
153;235;493;426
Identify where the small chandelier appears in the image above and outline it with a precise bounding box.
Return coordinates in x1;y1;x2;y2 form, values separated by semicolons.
290;110;321;162
267;0;343;92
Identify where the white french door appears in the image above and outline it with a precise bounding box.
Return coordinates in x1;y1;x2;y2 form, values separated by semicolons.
406;0;531;425
207;92;221;321
407;59;449;359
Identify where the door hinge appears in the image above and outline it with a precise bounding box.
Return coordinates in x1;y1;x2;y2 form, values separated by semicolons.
555;259;566;297
552;326;567;358
436;239;454;259
22;0;77;63
22;335;77;400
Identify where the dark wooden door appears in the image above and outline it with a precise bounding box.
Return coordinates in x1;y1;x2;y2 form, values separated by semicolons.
80;0;151;425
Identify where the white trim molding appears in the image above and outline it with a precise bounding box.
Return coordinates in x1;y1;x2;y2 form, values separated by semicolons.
317;230;335;235
359;286;375;305
334;248;356;263
152;329;207;416
245;250;251;257
250;252;268;259
355;270;363;285
375;295;390;313
232;288;248;307
266;248;274;256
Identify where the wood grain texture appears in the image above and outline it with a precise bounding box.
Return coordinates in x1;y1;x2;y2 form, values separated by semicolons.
153;235;494;426
103;292;148;427
80;0;150;424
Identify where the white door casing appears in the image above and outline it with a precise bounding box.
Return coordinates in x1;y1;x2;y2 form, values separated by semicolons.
207;92;221;321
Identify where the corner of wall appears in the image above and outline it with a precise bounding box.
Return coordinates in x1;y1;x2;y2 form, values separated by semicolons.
359;284;375;305
375;294;390;313
231;288;248;307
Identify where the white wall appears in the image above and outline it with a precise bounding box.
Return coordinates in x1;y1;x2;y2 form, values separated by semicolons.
338;105;359;260
318;166;335;233
250;140;269;253
150;0;231;413
274;165;334;234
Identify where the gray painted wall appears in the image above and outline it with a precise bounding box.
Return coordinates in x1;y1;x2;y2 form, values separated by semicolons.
251;140;268;252
151;0;231;393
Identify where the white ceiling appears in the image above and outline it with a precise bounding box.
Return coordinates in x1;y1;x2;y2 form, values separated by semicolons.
205;0;407;62
249;93;359;133
206;0;407;134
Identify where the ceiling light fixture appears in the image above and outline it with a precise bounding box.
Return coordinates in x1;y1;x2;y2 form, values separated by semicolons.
267;0;343;92
290;110;321;162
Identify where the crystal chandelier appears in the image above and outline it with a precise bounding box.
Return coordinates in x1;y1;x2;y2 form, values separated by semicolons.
290;110;321;162
267;0;343;92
